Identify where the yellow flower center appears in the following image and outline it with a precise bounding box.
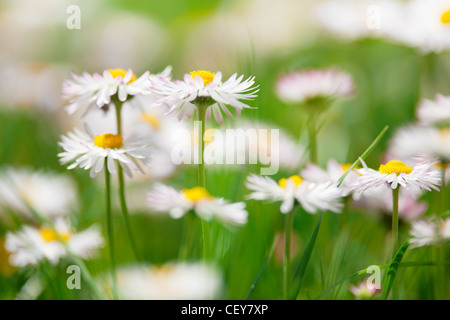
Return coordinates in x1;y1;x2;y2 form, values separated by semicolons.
182;187;212;202
141;113;161;130
441;10;450;24
379;160;413;175
279;175;303;188
107;68;137;83
40;227;70;242
94;134;123;149
190;70;215;86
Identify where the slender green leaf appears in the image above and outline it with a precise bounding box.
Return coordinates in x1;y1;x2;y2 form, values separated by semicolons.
291;211;324;299
245;236;277;300
382;239;410;300
337;125;389;187
315;260;449;300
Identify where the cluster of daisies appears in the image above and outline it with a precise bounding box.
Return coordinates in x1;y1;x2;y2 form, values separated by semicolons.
3;62;449;300
316;0;450;54
0;168;103;268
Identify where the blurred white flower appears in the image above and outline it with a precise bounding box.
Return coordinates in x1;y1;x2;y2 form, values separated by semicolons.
275;68;354;105
116;263;223;300
58;126;152;178
147;184;248;226
382;0;450;54
387;125;450;164
349;279;381;300
0;62;65;111
300;159;360;196
410;217;450;248
246;174;342;214
416;94;450;126
315;0;379;40
0;167;76;220
151;70;259;124
351;159;441;193
5;219;103;267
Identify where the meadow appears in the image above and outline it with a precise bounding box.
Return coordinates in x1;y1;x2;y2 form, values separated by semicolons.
0;0;449;300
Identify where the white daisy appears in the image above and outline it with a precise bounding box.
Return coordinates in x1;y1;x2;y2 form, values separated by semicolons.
0;167;77;220
349;279;382;300
5;219;103;267
245;174;342;214
351;159;441;193
275;68;354;105
146;184;248;226
387;125;450;164
383;0;450;54
300;159;360;196
58;126;152;178
115;263;222;300
62;66;171;115
150;70;259;124
409;217;450;248
79;96;189;180
416;94;450;126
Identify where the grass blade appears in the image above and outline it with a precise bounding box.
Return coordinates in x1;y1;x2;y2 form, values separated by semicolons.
245;236;277;300
381;239;410;300
337;125;389;187
290;211;324;299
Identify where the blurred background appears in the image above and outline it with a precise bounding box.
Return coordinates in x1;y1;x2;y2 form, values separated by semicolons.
0;0;449;299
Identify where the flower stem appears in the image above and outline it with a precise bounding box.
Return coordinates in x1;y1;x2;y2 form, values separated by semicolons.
440;165;447;215
392;187;400;258
197;104;211;262
308;113;318;164
117;165;141;261
114;101;141;261
105;161;118;299
283;209;295;300
178;212;195;261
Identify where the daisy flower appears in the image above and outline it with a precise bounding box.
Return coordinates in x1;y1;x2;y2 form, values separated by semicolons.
387;125;450;165
5;219;103;267
150;70;259;124
275;68;354;106
382;0;450;54
351;159;441;193
349;279;382;300
409;217;450;248
62;66;171;115
0;167;76;220
146;184;248;226
114;263;222;300
300;159;360;196
245;174;342;214
416;94;450;126
58;126;152;178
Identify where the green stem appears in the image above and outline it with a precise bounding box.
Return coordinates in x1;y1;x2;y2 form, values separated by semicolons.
197;104;210;262
105;161;118;299
283;209;295;300
440;165;447;215
114;100;122;135
178;212;195;261
117;165;141;261
308;113;318;164
114;101;141;261
392;187;400;258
